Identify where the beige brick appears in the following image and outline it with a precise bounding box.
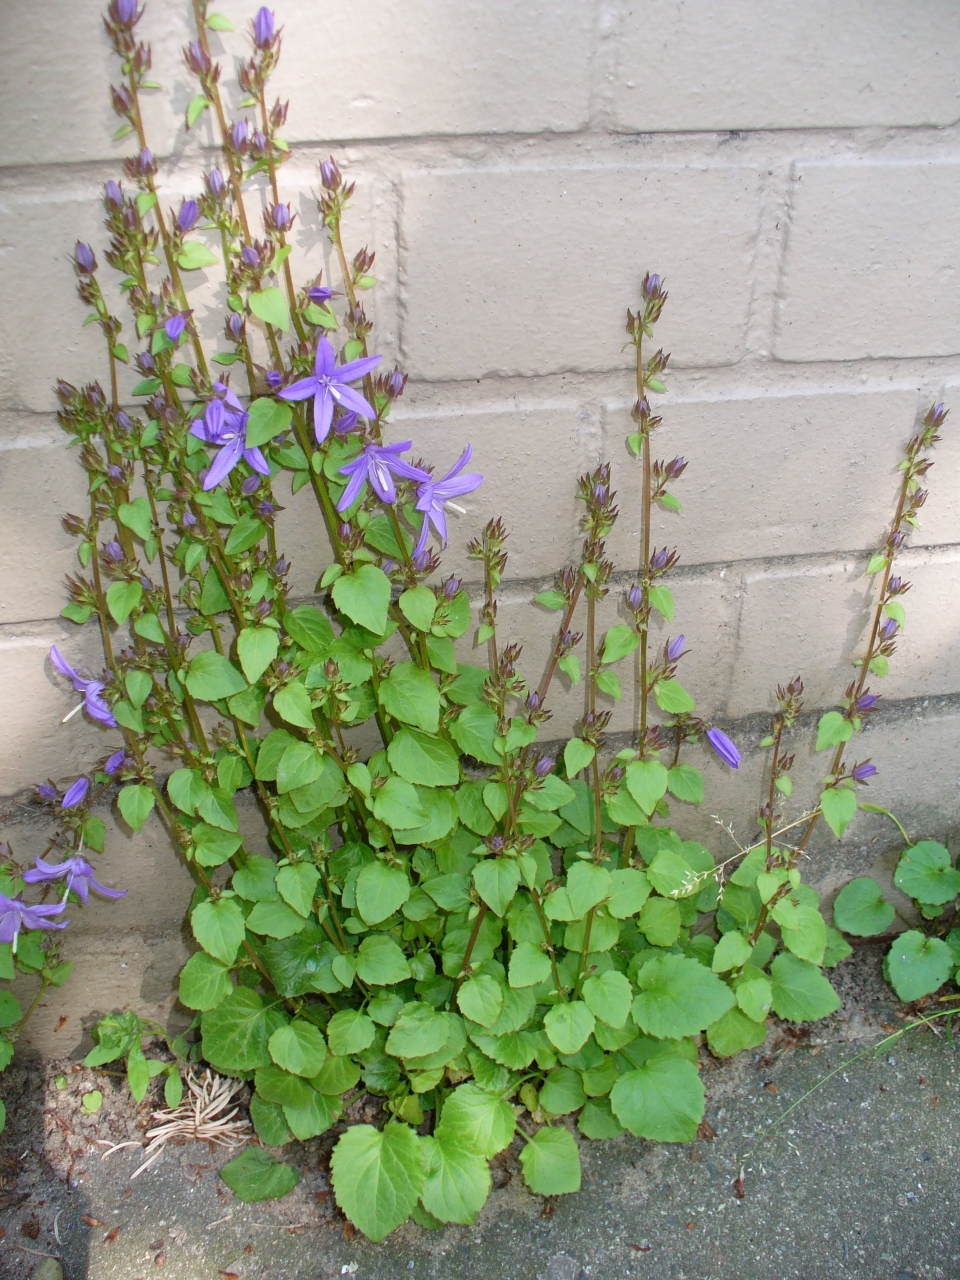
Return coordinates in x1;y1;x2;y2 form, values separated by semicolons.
0;419;89;624
392;397;597;582
608;0;960;133
603;387;924;570
775;160;960;362
0;622;115;795
400;163;760;380
0;167;389;413
882;550;960;700
14;929;191;1059
0;0;189;169
728;548;960;719
259;0;593;142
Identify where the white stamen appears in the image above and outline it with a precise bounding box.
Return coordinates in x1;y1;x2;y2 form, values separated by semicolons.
444;501;467;515
62;702;84;723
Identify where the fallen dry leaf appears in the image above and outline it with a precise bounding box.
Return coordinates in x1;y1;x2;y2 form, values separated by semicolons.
155;1251;167;1268
55;1016;68;1032
765;1082;779;1095
219;1272;240;1279
342;1220;357;1242
733;1169;746;1199
627;1242;651;1253
20;1217;41;1240
82;1216;105;1228
933;1095;940;1110
104;1226;121;1244
697;1119;717;1141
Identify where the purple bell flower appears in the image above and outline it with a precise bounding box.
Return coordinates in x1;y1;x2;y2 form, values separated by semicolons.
62;777;90;809
705;726;741;770
24;855;127;905
851;761;878;783
190;386;270;491
337;442;429;512
0;894;68;950
308;285;332;305
413;446;483;556
104;750;126;775
49;646;116;728
279;336;381;444
856;692;879;712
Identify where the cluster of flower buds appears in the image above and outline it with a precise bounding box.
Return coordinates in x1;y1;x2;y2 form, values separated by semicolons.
625;271;668;344
580;708;612;749
651;455;687;504
468;518;508;591
318;157;356;230
577;463;619;545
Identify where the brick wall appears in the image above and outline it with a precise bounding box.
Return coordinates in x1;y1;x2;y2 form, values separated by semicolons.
2;0;960;1050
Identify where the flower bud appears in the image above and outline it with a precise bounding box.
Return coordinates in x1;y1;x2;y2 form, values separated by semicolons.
387;368;406;398
116;0;138;25
105;749;127;775
254;6;275;48
642;272;661;299
308;284;332;305
62;777;90;809
185;39;210;75
104;180;123;207
526;691;541;712
115;410;132;432
666;634;685;662
206;168;226;199
36;784;58;802
628;584;642;610
75;241;97;273
164;314;187;343
320;157;342;191
241;476;261;495
183;510;197;527
275;558;288;575
136;351;156;374
263;370;282;391
267;202;291;231
442;576;461;598
258;500;276;517
226;312;244;340
334;410;358;434
231;119;250;151
104;538;123;560
106;465;124;483
851;761;878;783
705;726;741;770
177;199;200;233
534;755;553;778
241;244;261;268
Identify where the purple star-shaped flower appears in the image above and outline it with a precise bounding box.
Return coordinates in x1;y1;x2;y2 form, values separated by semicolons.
190;385;270;491
0;893;68;950
49;646;116;727
705;726;741;770
24;855;127;905
337;442;429;513
413;446;483;556
279;336;381;444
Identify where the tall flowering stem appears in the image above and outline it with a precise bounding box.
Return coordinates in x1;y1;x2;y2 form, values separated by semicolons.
796;403;945;854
